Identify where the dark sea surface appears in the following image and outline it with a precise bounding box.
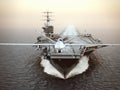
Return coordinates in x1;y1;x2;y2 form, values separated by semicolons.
0;29;120;90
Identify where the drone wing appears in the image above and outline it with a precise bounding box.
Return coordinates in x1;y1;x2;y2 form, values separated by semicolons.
0;43;55;46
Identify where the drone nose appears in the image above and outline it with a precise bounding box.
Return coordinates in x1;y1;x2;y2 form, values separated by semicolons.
55;41;65;49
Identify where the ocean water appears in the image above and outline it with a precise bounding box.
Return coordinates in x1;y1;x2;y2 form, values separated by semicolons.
0;29;120;90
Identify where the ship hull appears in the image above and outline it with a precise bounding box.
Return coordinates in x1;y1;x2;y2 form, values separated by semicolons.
49;59;79;78
41;55;89;79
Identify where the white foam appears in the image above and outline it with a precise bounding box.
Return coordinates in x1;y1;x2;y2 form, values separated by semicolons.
40;56;89;79
40;56;64;79
66;56;89;79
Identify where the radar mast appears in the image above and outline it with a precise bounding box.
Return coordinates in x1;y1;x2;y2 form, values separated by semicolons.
42;11;54;37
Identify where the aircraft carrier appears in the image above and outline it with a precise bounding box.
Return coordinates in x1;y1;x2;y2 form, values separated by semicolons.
36;12;107;79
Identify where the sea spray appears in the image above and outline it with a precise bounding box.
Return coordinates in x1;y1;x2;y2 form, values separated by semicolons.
40;56;64;79
66;56;89;79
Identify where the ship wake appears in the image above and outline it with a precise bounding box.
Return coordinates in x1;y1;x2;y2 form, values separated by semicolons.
40;56;89;79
